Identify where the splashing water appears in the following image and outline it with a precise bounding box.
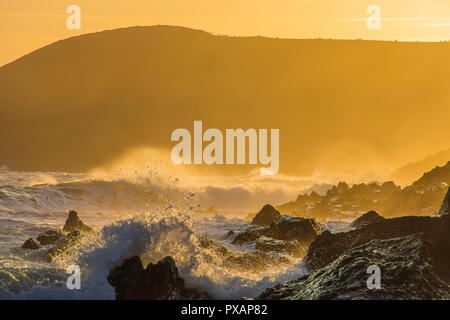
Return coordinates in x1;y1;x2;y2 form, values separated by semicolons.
0;171;312;299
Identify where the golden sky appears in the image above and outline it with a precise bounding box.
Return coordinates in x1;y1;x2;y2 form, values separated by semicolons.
1;0;449;67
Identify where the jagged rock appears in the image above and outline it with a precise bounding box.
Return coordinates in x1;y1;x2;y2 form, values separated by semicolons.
305;214;450;276
276;167;450;219
269;216;321;245
225;230;235;238
107;255;144;296
223;252;279;273
198;236;229;257
439;187;449;215
107;256;211;300
199;235;285;273
37;230;62;245
337;182;350;194
255;236;306;257
257;233;450;300
22;238;39;250
63;210;94;234
233;215;321;247
251;204;281;227
45;231;82;262
380;181;397;192
350;211;385;229
232;225;271;245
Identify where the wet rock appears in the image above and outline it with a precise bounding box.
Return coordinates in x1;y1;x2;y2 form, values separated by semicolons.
225;230;235;238
233;215;321;248
223;251;279;273
37;230;62;245
251;204;281;227
257;233;450;300
439;187;449;215
350;211;385;229
305;214;450;275
255;236;306;258
63;210;94;234
108;256;211;300
269;216;321;245
199;235;285;274
198;236;229;257
107;255;145;297
232;225;271;245
45;231;82;262
22;238;39;250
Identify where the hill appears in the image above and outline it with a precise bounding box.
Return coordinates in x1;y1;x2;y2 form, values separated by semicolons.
1;26;450;174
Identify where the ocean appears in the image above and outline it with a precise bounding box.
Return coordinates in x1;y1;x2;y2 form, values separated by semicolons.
0;170;331;299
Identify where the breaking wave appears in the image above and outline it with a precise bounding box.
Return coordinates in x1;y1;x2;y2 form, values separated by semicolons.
0;171;310;299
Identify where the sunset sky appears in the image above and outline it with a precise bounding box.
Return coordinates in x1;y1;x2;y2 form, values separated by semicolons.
1;0;449;66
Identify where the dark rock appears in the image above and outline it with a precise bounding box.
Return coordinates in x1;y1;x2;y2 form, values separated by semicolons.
350;211;385;229
107;255;145;297
37;230;62;245
276;164;450;220
251;204;281;227
223;252;279;273
232;225;271;245
255;236;306;257
225;230;235;238
198;236;229;257
45;231;82;262
257;233;450;300
108;256;211;300
305;214;450;277
439;187;449;215
22;238;39;250
233;215;321;248
269;216;321;245
63;210;94;234
199;235;285;273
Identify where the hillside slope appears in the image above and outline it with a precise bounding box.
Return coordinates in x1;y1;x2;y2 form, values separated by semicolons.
1;26;450;174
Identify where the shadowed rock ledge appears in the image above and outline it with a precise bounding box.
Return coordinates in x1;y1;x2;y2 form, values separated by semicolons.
257;233;450;300
256;191;450;300
305;213;450;276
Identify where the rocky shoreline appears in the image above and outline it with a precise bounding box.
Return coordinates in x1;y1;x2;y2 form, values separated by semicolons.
19;186;450;300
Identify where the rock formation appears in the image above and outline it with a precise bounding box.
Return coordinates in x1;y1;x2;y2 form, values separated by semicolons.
251;204;281;227
22;238;39;250
255;237;306;257
257;233;450;300
277;163;450;220
234;212;321;249
45;231;82;262
37;230;62;245
107;255;211;300
350;211;385;229
63;210;94;234
198;235;287;273
305;213;450;275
